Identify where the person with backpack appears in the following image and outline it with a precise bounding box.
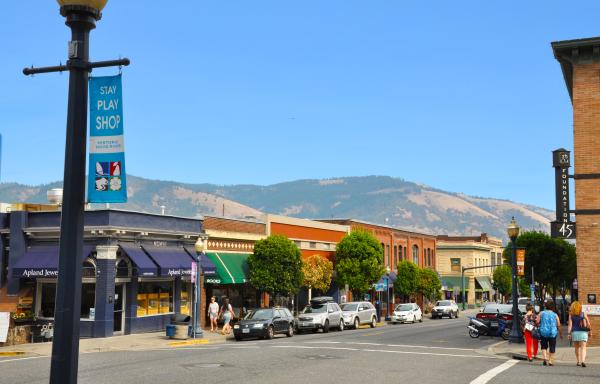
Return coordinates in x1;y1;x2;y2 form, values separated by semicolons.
536;300;563;366
568;301;593;367
521;304;539;361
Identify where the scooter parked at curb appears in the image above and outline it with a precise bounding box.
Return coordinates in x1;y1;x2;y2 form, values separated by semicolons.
467;312;511;340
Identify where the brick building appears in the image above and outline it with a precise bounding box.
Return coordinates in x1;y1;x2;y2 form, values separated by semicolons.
319;219;437;318
553;37;600;344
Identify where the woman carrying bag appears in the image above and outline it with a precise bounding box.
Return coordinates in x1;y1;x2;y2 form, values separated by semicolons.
568;301;593;367
521;304;539;361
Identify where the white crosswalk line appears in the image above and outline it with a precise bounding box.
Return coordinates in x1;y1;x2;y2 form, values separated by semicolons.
470;360;519;384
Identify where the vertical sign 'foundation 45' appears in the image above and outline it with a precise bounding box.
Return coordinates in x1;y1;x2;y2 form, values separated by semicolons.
551;149;575;239
88;75;127;203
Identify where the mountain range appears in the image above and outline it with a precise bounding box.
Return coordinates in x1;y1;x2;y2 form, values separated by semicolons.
0;175;554;242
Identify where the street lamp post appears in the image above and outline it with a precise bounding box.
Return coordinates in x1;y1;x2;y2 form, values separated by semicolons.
193;236;207;338
22;2;129;383
507;217;523;343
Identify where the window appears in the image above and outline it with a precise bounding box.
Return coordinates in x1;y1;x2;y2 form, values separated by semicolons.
309;242;316;249
82;258;96;278
412;245;419;265
451;258;461;272
403;246;407;261
137;281;173;317
426;249;431;267
38;282;96;319
180;281;192;315
115;258;131;278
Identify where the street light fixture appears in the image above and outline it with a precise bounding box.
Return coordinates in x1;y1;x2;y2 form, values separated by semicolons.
23;2;129;383
193;236;207;338
506;217;523;343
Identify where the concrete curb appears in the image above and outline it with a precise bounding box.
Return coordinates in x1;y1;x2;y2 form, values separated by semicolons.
488;340;600;364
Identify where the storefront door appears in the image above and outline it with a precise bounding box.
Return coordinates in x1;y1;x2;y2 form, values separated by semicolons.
114;284;125;334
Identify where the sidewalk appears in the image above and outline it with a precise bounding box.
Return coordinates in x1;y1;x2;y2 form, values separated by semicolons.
0;329;234;357
489;326;600;365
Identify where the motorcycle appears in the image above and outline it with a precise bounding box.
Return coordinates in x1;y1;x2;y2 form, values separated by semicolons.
467;312;511;340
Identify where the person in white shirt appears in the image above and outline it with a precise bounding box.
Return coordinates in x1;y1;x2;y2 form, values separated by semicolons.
207;296;220;332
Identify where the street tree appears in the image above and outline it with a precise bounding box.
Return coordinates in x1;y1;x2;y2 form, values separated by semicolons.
503;231;576;304
493;265;512;301
335;229;385;296
394;261;420;300
248;235;304;297
302;254;333;300
418;267;442;302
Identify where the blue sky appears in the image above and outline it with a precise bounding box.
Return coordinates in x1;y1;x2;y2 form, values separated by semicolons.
0;1;596;209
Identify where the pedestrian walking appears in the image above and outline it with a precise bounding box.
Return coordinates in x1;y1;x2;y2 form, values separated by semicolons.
521;304;539;361
536;300;563;366
207;296;219;333
568;301;593;367
219;298;234;335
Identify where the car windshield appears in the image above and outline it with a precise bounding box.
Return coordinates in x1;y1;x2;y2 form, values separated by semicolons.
245;309;273;320
436;301;451;307
518;298;530;304
303;304;327;313
396;304;413;311
483;304;512;314
341;304;358;311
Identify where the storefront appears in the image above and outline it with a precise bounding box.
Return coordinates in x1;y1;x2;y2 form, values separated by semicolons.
1;209;204;339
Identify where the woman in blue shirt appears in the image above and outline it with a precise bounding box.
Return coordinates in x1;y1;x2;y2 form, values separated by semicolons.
536;300;563;366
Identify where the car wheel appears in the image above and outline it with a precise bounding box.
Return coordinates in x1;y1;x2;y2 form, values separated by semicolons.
370;317;377;328
419;314;423;323
412;315;416;323
266;325;274;340
449;312;453;319
431;314;436;319
323;320;330;333
353;317;360;329
286;324;294;337
339;320;344;332
455;311;459;318
501;328;510;340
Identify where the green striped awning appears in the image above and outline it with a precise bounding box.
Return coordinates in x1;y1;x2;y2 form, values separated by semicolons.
204;252;250;285
476;276;493;291
440;276;468;290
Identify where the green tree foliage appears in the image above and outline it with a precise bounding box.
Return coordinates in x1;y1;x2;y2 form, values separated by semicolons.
248;235;304;295
302;254;334;293
493;265;512;300
418;267;442;301
503;231;576;302
394;261;420;298
335;229;386;294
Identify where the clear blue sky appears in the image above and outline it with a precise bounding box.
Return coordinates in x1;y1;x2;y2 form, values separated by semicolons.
1;1;596;209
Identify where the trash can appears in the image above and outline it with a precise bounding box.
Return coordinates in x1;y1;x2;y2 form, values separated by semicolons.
165;324;176;338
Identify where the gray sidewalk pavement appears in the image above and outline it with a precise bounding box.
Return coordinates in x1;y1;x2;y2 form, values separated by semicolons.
489;326;600;365
0;329;234;357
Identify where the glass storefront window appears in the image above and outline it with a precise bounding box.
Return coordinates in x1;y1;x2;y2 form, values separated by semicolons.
137;281;173;317
180;281;192;315
38;282;96;319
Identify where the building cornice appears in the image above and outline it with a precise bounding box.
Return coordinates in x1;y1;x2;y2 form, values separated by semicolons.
552;36;600;102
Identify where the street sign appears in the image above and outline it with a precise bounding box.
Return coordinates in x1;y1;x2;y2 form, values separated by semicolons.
551;221;576;239
551;149;576;239
88;74;127;203
191;261;197;284
516;249;525;276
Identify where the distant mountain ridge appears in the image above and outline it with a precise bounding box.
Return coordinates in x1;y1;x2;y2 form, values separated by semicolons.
0;175;553;241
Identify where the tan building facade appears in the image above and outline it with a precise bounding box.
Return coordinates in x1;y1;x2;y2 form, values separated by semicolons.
436;234;503;307
553;37;600;345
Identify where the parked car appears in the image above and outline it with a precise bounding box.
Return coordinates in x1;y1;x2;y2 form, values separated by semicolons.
340;301;378;329
296;296;344;333
233;307;295;341
477;303;514;321
390;303;423;324
431;300;459;319
507;297;540;314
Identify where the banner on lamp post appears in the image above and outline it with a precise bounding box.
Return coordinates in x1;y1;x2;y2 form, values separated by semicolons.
516;249;525;276
87;74;127;203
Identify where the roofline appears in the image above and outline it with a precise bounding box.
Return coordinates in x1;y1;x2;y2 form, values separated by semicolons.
314;218;437;238
551;36;600;102
203;214;265;225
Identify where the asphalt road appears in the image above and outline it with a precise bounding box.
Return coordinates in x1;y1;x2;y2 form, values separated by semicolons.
1;316;598;384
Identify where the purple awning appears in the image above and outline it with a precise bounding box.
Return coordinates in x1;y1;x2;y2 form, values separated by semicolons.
184;247;217;276
11;245;95;278
119;244;158;277
142;246;194;277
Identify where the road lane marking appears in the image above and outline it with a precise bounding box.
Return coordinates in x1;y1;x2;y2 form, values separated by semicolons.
0;356;48;364
305;341;477;352
470;360;519;384
270;345;502;359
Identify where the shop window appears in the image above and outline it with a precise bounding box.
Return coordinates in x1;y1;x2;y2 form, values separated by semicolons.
180;281;192;316
137;281;173;317
403;246;407;261
309;242;316;249
38;282;96;319
451;258;461;272
412;245;419;265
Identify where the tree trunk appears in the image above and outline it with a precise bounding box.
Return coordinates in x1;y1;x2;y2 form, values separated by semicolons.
308;287;312;302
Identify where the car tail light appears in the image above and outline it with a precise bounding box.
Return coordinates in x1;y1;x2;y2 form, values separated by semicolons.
476;313;494;319
501;314;513;321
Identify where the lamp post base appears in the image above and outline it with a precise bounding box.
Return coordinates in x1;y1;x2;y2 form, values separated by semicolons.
508;330;523;343
191;327;204;338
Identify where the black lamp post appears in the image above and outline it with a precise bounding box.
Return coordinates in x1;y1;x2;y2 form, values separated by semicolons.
22;2;129;383
507;217;523;343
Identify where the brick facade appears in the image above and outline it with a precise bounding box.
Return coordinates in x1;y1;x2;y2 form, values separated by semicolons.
553;38;600;345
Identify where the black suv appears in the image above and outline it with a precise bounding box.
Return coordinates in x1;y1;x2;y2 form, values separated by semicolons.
233;307;295;341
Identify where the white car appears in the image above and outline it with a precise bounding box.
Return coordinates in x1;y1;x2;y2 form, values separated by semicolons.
431;300;459;319
390;303;423;324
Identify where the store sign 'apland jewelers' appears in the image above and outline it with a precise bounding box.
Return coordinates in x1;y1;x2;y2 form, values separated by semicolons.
87;74;127;203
